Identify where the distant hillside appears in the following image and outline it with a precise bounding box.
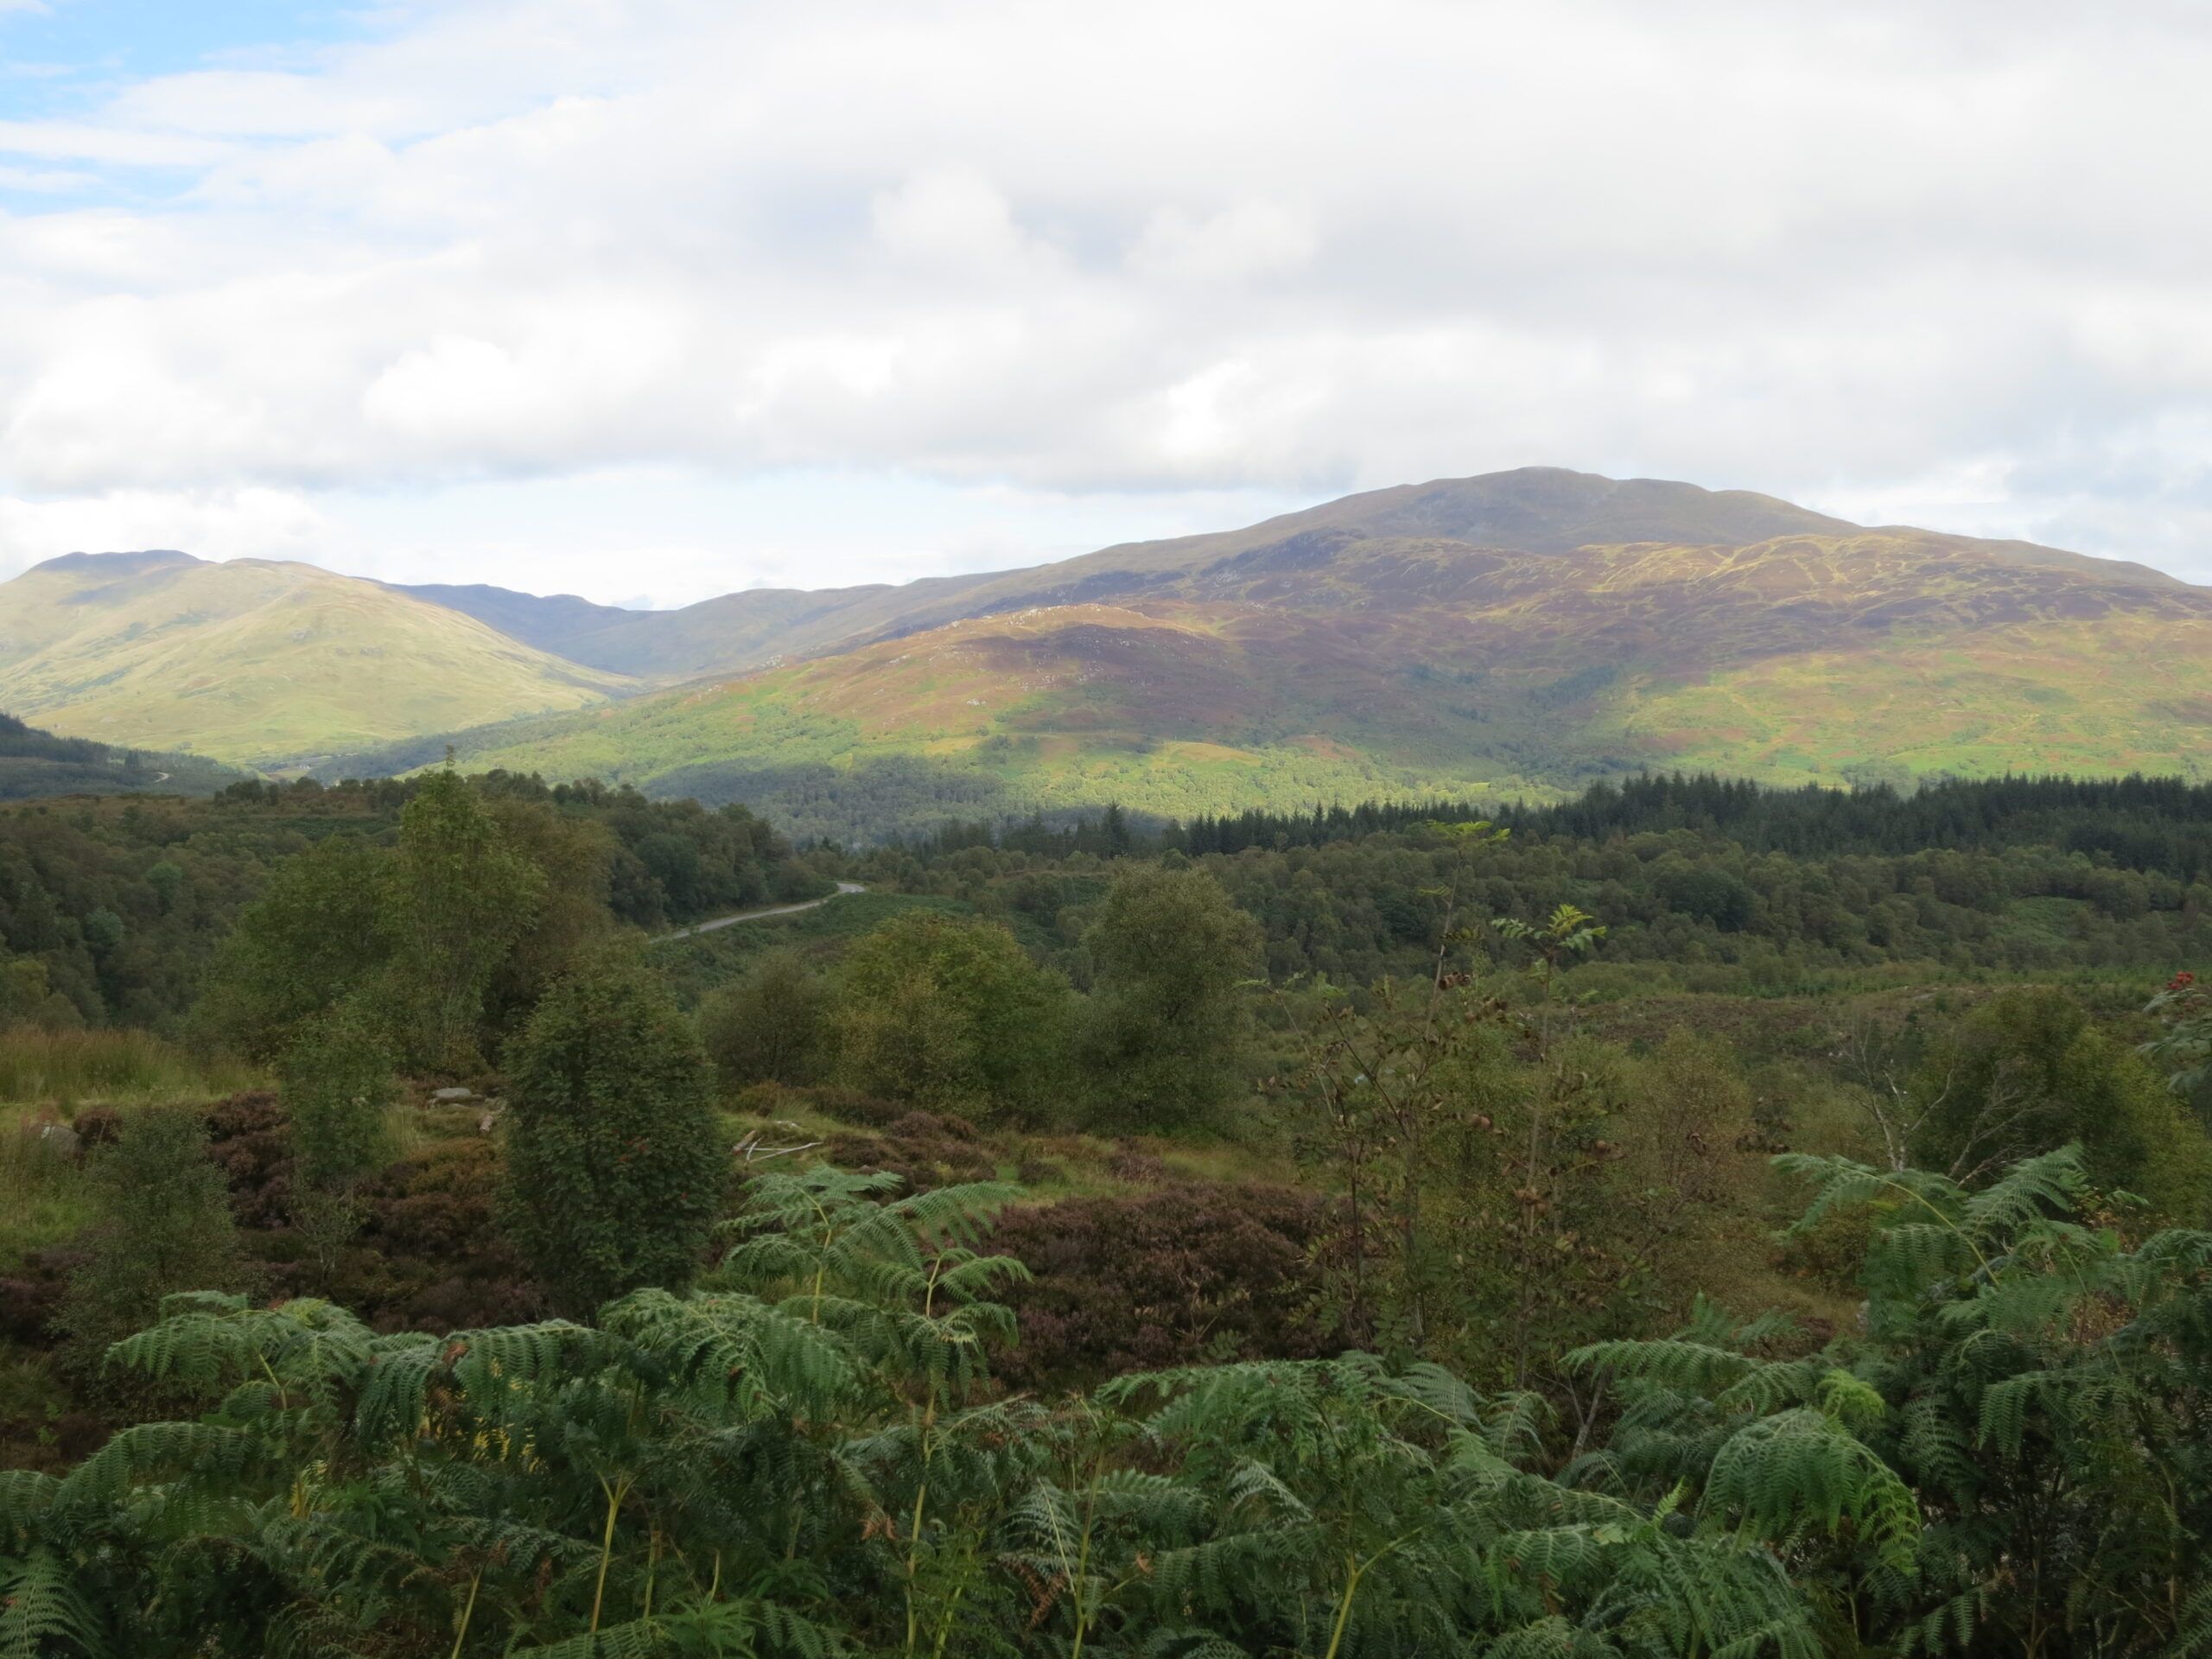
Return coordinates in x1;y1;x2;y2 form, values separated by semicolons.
0;711;247;801
387;582;637;658
0;552;638;767
24;467;2208;837
410;466;2185;683
394;571;1007;679
383;470;1897;681
324;471;2212;839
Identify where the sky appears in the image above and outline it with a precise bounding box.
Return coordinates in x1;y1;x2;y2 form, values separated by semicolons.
3;2;2211;607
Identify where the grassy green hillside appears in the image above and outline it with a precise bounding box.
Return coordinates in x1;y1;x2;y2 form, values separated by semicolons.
1615;615;2212;783
0;553;637;768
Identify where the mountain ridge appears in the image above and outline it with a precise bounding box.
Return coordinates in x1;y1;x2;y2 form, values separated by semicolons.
11;467;2207;830
311;472;2212;838
399;466;2188;681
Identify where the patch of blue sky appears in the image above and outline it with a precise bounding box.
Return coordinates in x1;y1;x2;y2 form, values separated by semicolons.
0;1;371;111
0;1;378;204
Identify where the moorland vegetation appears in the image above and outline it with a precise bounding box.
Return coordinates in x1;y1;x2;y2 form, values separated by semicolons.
0;764;2209;1654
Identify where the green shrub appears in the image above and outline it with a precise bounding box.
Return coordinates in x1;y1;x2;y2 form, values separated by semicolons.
697;948;827;1087
58;1109;245;1364
499;950;722;1314
1077;864;1262;1132
826;911;1071;1122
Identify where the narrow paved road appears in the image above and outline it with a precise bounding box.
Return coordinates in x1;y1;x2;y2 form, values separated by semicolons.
650;880;865;944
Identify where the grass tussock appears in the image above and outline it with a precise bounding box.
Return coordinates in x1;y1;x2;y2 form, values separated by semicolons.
0;1122;95;1268
0;1027;263;1109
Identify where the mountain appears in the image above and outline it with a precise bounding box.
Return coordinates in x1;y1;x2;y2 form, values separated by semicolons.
401;466;2186;683
391;469;1923;681
391;572;1009;679
387;582;637;658
316;467;2212;840
0;552;637;767
17;468;2204;830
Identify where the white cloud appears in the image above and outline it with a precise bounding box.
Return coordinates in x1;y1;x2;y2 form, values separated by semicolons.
2;0;2212;590
1129;202;1314;285
872;168;1044;276
0;118;232;167
0;486;346;566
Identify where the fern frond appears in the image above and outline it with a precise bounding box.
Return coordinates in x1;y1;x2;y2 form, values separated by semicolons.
1569;1338;1756;1394
1959;1146;2086;1242
604;1288;856;1420
1491;1524;1609;1597
54;1422;264;1518
1701;1408;1919;1573
0;1471;59;1531
0;1545;105;1659
1814;1369;1888;1432
1773;1153;1961;1241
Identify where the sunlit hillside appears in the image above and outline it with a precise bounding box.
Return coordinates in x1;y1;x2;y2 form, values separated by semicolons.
0;552;637;767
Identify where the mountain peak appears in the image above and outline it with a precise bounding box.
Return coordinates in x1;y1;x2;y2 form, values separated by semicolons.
1284;466;1864;554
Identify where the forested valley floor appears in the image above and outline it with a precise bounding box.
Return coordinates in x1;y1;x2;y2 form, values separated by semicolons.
2;768;2210;1656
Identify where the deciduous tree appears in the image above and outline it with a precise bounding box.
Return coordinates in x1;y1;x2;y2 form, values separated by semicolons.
499;950;722;1314
378;768;545;1071
698;948;829;1087
1077;864;1262;1131
828;911;1071;1122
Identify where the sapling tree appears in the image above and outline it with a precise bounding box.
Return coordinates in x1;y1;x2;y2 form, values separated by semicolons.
58;1109;245;1369
378;767;545;1071
499;949;723;1315
1077;863;1263;1132
277;1003;395;1286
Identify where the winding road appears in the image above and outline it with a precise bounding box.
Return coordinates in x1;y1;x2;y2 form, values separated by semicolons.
649;880;866;944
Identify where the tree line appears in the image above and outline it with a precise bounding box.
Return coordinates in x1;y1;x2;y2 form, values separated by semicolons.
851;810;2211;995
891;772;2212;874
0;771;821;1032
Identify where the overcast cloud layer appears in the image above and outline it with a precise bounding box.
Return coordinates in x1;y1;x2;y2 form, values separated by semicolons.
3;0;2211;603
